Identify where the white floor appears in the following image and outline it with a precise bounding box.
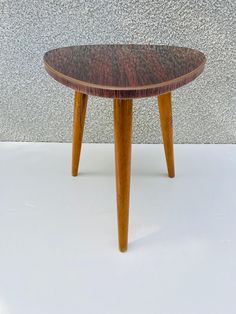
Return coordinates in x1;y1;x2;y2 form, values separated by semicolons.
0;143;235;314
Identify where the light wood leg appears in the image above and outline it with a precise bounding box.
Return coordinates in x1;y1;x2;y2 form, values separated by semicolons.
158;92;175;178
72;91;88;176
114;99;133;252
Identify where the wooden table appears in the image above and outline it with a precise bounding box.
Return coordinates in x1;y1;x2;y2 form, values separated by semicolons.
44;44;206;252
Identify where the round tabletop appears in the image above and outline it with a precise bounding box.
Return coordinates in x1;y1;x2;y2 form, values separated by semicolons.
44;44;206;99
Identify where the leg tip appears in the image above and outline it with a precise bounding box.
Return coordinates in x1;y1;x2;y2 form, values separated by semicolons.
72;167;78;177
119;243;128;253
168;169;175;178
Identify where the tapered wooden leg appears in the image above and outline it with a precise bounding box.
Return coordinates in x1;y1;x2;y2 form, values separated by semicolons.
158;92;175;178
114;99;133;252
72;91;88;176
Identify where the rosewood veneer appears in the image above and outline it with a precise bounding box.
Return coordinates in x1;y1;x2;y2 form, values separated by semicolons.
44;44;206;252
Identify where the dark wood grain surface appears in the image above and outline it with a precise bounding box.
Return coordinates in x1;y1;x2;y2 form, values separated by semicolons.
44;44;206;99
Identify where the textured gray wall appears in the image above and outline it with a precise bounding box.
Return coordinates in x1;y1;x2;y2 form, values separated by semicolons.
0;0;235;143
